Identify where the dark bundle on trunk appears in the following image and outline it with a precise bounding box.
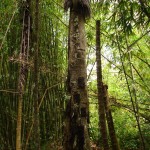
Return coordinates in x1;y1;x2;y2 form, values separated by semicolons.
64;0;91;19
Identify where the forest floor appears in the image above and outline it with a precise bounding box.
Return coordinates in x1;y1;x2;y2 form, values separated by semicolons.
43;141;102;150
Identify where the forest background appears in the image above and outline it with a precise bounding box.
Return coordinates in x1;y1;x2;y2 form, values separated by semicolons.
0;0;150;150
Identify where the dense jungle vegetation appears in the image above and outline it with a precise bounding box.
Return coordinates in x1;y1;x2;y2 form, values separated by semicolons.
0;0;150;150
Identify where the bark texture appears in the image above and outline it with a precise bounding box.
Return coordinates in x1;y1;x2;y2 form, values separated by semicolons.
63;1;91;149
96;20;109;150
32;0;40;149
103;85;120;150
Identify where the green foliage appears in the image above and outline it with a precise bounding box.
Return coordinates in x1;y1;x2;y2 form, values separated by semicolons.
0;0;150;149
87;1;150;149
89;101;99;141
113;108;140;149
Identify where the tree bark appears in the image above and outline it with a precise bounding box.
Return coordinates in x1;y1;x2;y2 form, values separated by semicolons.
103;85;120;150
63;1;91;149
96;20;109;150
33;0;40;149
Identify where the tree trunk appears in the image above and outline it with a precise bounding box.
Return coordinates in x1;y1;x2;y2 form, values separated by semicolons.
103;85;120;150
32;0;40;149
96;20;109;150
16;1;31;149
63;0;91;149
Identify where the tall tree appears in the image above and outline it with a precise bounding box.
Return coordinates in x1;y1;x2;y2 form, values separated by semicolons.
96;20;109;150
16;1;31;149
63;0;91;149
32;0;40;149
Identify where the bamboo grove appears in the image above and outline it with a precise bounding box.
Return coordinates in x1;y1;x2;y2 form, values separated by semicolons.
0;0;67;149
0;0;150;150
